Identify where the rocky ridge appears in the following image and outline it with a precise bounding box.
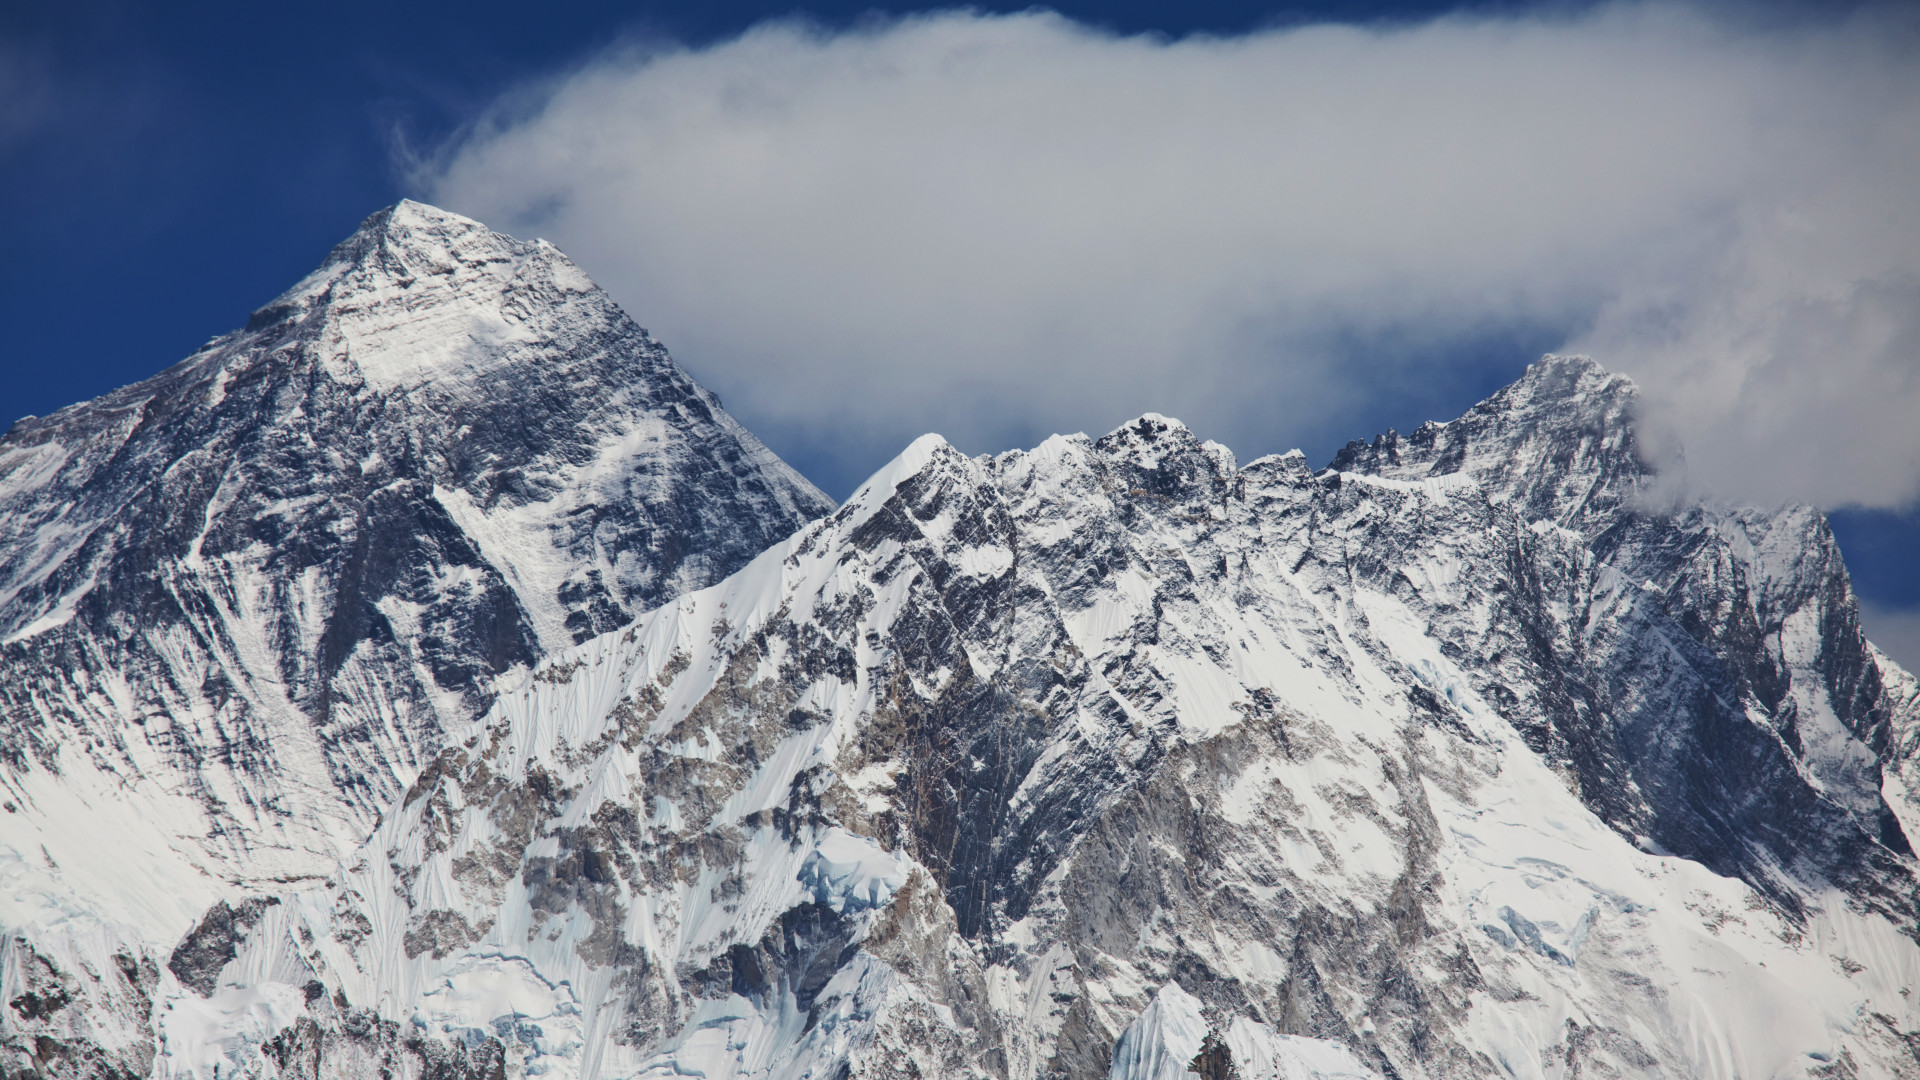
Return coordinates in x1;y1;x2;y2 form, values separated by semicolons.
81;356;1920;1080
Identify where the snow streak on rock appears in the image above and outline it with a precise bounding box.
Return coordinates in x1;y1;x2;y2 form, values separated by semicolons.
100;358;1920;1080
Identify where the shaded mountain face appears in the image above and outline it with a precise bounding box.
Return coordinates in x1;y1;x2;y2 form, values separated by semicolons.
100;357;1920;1080
0;201;834;936
1326;355;1650;533
1334;360;1918;891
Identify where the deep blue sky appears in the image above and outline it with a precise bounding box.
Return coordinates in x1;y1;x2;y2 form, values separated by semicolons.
0;0;1594;482
1;0;1911;627
1;0;1571;434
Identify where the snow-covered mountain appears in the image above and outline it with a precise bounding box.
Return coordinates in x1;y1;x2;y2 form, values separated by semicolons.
35;353;1916;1080
0;200;831;947
6;205;1920;1080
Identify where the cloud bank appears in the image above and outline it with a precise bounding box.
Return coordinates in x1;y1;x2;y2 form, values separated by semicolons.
424;2;1920;506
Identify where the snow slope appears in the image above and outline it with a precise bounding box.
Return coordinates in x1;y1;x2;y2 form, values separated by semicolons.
121;359;1920;1079
1107;983;1377;1080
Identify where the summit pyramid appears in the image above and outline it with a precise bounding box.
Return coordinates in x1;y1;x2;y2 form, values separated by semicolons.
0;201;834;938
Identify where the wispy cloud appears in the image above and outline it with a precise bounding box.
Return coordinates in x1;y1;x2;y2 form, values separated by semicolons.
1863;602;1920;678
0;36;56;154
422;2;1920;503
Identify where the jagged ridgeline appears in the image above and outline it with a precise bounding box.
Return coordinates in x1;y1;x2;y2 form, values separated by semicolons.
5;202;1920;1080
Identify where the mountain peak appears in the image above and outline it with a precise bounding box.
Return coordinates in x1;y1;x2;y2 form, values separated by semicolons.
1330;352;1648;531
1108;411;1189;436
340;198;494;255
386;197;483;228
0;199;833;939
150;361;1920;1080
349;199;514;266
286;199;506;302
236;200;606;391
1523;351;1611;380
841;433;964;517
1502;352;1635;412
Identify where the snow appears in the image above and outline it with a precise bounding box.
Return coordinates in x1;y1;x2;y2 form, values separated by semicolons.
155;979;310;1079
0;574;90;643
0;198;839;1080
412;954;588;1074
1222;1019;1379;1080
1107;983;1210;1080
1109;985;1379;1080
9;246;1919;1080
1334;469;1478;498
837;432;959;533
797;831;908;914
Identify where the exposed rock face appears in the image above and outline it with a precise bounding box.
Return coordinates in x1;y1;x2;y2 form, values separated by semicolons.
0;929;161;1080
1337;359;1917;895
146;358;1920;1079
167;898;282;998
1327;355;1649;532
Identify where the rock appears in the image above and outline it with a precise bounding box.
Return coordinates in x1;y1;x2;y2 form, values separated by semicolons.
163;358;1920;1078
10;223;1920;1076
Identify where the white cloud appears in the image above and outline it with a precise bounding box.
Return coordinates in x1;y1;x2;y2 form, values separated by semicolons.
423;2;1920;502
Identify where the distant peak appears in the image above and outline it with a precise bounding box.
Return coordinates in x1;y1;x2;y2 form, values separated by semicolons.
1329;351;1652;532
1513;353;1635;399
1530;353;1607;376
240;200;555;338
341;199;499;258
841;433;962;518
390;196;469;218
1103;413;1191;443
380;198;490;233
